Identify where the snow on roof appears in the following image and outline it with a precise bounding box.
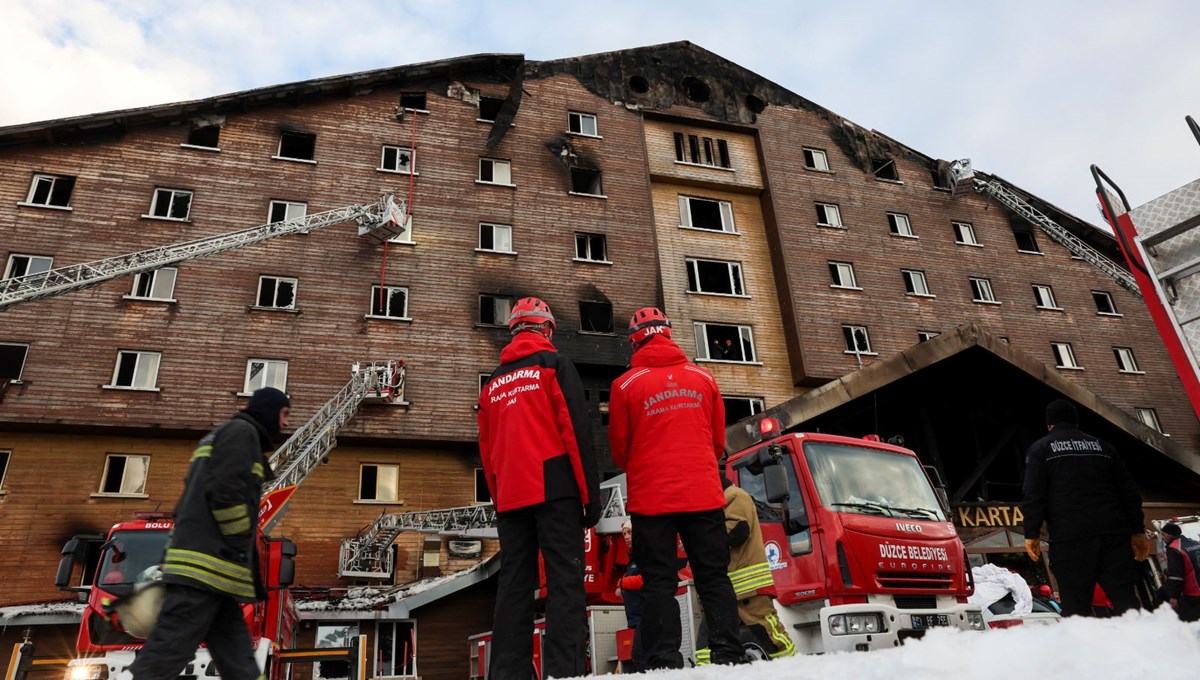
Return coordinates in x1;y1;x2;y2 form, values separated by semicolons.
296;556;497;615
0;600;85;625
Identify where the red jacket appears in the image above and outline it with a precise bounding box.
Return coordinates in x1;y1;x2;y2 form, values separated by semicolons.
608;335;726;515
478;333;599;513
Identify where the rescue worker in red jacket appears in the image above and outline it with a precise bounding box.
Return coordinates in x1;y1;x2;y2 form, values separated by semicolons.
478;297;601;680
1158;523;1200;621
608;307;744;668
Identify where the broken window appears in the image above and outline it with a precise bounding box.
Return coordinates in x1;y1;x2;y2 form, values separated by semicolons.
4;254;53;280
673;133;731;168
579;301;614;334
1051;342;1079;369
953;222;979;245
479;295;514;326
478;96;504;122
1092;291;1119;315
803;148;829;171
1014;229;1040;253
902;270;931;296
478;158;512;185
686;258;745;296
872;158;899;181
828;261;858;288
0;343;29;382
359;463;399;502
842;325;872;354
269;200;307;223
256;276;297;309
109;351;161;389
574;233;607;262
694;322;756;363
129;268;177;301
399;92;427;111
815;203;842;228
380;145;416;174
245;358;288;393
25;174;75;208
98;454;150;495
888;212;914;237
1033;284;1058;309
970;277;997;303
277;131;316;161
568;112;598;136
186;126;220;148
723;396;765;426
1135;408;1162;432
679;196;735;232
0;450;8;492
149;188;193;220
478;223;513;253
917;331;940;342
474;468;491;503
570;168;603;196
1113;347;1141;373
370;285;409;319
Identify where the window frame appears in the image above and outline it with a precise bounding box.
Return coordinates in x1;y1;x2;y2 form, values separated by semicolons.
685;258;747;297
477;96;504;123
917;331;940;342
722;396;765;426
476;223;514;254
841;324;876;356
1051;342;1081;370
183;125;220;150
387;212;414;245
106;350;161;391
1092;291;1121;316
673;133;732;169
368;285;410;320
969;277;998;304
146;188;194;221
95;453;151;497
274;130;317;163
953;221;980;246
573;233;609;263
474;467;491;504
379;145;417;175
23;173;75;209
887;212;915;238
477;158;514;186
243;358;289;394
568;167;604;197
1135;408;1163;432
478;294;514;327
693;322;758;364
1032;284;1060;310
678;195;737;233
374;620;417;678
567;111;599;137
0;342;29;383
0;449;8;494
815;202;843;229
1014;229;1042;254
902;269;932;297
268;200;308;224
828;261;860;290
578;300;615;335
1113;346;1143;374
126;267;178;302
255;275;298;310
3;254;53;280
358;463;401;503
802;147;830;172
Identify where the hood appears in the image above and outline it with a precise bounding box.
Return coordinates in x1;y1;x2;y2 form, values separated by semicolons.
631;335;688;368
243;386;290;437
500;331;558;364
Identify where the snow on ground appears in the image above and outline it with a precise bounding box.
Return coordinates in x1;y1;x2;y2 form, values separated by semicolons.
609;607;1198;680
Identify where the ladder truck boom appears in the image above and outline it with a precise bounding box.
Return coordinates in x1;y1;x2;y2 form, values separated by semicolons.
0;193;407;310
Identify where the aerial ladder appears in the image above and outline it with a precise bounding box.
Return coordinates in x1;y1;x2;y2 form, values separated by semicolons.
949;160;1140;295
1091;115;1200;421
0;193;408;310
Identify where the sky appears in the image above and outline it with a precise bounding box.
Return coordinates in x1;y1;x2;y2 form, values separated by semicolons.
3;1;1200;225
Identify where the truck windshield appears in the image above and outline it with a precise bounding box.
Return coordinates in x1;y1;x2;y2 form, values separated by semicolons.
96;530;169;588
804;442;946;521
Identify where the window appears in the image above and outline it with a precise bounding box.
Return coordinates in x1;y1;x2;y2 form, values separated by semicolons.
0;343;29;382
478;373;491;394
380;145;416;174
1114;347;1142;373
1033;284;1059;309
269;200;307;223
376;621;416;677
872;158;899;181
185;126;220;148
388;213;414;245
888;213;914;237
478;96;504;122
399;92;426;111
1093;291;1119;315
694;322;757;363
1135;408;1163;432
723;396;764;426
359;463;400;502
672;133;731;168
686;258;745;296
276;131;316;161
679;196;736;232
148;188;193;220
803;148;829;171
828;261;858;289
314;623;359;680
108;351;161;389
478;158;512;185
815;203;843;228
478;223;513;253
245;359;288;393
569;167;603;196
25;174;75;208
917;331;940;342
479;295;513;326
129;268;177;301
574;233;608;262
953;221;979;245
736;451;811;555
1014;229;1041;253
0;450;8;493
842;325;873;354
474;468;491;504
4;254;53;279
970;277;997;303
256;276;297;309
568;112;598;136
902;270;931;296
579;301;614;334
98;454;149;496
1051;342;1080;369
370;286;409;319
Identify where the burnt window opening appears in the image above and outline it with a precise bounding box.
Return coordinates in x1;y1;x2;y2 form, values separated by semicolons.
682;76;711;103
478;97;504;122
399;92;427;110
842;325;872;354
872;158;899;181
26;174;75;207
674;133;732;168
474;468;491;504
277;131;316;161
479;295;513;326
1093;291;1118;315
628;75;650;94
575;233;607;262
674;133;685;162
687;258;745;296
745;94;766;114
570;167;603;196
0;343;29;381
579;301;614;334
1014;229;1041;253
680;196;735;232
186;126;220;148
723;396;765;426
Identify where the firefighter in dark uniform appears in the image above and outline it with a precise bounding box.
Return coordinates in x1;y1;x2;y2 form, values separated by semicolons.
130;387;291;680
477;297;601;680
1020;399;1154;617
1158;523;1200;621
608;307;744;668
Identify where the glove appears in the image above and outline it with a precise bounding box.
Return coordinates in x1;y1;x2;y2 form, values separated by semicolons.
620;574;644;591
1025;538;1041;561
582;500;602;529
1131;534;1154;562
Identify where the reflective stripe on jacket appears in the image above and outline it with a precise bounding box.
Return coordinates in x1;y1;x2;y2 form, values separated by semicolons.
724;484;776;598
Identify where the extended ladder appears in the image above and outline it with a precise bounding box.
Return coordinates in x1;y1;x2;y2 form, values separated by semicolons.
0;194;408;310
949;160;1139;295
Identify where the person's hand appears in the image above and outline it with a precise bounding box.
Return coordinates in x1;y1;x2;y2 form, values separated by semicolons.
583;500;602;529
1025;538;1041;561
1131;534;1154;561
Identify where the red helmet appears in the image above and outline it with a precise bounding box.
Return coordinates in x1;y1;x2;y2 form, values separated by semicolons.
509;297;555;336
629;307;672;347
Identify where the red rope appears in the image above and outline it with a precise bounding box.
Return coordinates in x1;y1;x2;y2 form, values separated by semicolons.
377;104;419;313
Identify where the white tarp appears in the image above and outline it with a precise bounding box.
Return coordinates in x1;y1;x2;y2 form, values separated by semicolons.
967;563;1032;616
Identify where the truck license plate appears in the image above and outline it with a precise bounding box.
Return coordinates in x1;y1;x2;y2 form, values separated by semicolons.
910;614;949;629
